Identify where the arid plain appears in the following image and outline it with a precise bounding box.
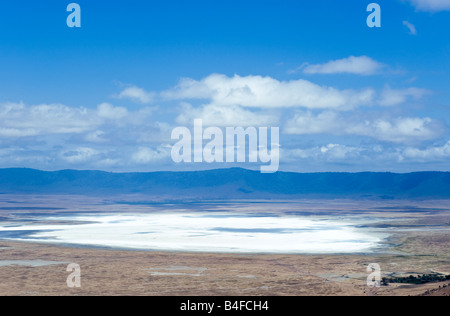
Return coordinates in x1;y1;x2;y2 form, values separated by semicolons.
0;195;449;296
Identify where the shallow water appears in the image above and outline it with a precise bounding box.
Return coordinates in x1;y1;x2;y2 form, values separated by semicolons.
0;212;385;254
0;260;68;267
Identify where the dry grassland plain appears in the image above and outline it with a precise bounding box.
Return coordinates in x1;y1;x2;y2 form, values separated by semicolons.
0;195;449;296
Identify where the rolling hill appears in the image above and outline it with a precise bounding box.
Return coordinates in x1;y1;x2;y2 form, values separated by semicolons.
0;168;449;199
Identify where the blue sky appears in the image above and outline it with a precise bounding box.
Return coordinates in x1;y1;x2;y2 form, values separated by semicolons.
0;0;450;172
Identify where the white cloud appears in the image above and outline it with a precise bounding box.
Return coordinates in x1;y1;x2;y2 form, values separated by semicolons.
302;56;385;76
95;158;121;167
284;111;339;135
356;117;438;143
116;86;155;104
401;141;450;160
285;111;441;143
0;102;155;139
0;70;443;172
0;147;52;166
131;147;171;164
61;147;99;164
85;130;106;143
163;74;375;110
0;102;100;137
378;87;428;106
285;144;362;161
407;0;450;12
403;21;417;35
126;106;156;126
97;103;128;120
176;103;279;127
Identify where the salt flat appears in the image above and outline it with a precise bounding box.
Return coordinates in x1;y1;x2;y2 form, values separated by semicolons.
0;212;384;254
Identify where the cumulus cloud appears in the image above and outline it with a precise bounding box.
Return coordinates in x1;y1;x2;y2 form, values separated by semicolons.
401;141;450;160
131;146;171;164
353;117;439;143
97;103;128;120
284;111;339;135
285;144;363;161
85;130;107;143
285;111;441;143
0;102;99;137
0;147;53;167
175;103;279;127
407;0;450;12
284;142;450;168
116;85;155;104
162;74;375;110
0;70;443;171
378;87;429;106
302;56;385;76
403;21;417;35
0;101;155;139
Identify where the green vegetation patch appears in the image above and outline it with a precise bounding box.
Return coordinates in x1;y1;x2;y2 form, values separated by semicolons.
382;274;450;285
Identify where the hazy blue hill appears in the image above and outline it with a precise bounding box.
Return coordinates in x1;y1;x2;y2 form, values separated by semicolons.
0;168;450;199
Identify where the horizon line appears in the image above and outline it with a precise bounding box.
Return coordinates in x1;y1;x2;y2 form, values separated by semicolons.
0;167;449;175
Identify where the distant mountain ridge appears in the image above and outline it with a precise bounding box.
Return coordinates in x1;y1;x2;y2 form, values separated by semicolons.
0;168;450;199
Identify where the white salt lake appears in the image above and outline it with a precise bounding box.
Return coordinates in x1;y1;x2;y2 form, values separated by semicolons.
0;212;386;254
